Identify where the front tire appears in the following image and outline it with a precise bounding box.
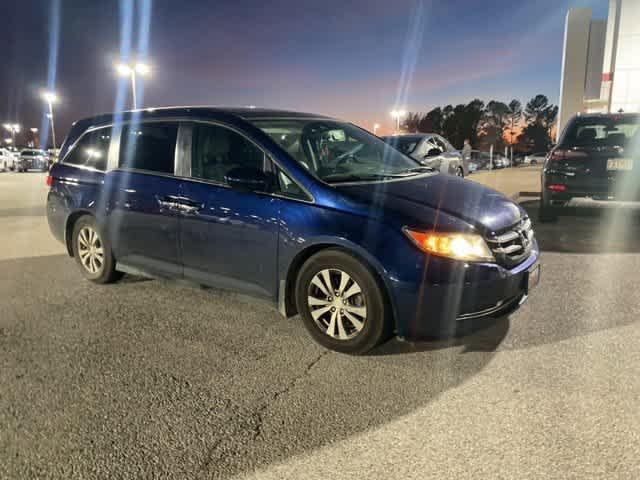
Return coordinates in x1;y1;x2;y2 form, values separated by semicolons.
295;249;390;354
72;216;123;284
456;166;464;178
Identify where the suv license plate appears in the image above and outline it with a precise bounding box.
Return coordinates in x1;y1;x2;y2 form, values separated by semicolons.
527;264;540;292
607;158;633;171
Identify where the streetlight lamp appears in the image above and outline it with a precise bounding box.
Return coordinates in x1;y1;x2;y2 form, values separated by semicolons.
116;62;151;109
30;128;38;147
390;110;406;134
3;123;20;146
41;91;58;149
373;123;380;135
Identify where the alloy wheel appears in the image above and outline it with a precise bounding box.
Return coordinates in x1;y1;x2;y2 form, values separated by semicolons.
77;226;104;274
307;268;367;340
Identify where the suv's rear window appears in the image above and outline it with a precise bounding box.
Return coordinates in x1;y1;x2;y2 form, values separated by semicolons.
561;116;640;149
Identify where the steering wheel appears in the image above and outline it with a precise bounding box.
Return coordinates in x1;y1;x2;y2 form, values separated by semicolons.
334;144;365;168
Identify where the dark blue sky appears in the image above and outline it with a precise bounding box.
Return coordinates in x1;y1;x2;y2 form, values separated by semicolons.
1;0;608;141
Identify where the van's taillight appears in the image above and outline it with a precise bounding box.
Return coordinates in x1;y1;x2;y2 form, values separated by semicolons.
45;175;53;187
547;184;567;192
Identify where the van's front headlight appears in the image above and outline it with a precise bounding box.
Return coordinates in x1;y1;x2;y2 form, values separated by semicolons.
403;228;494;262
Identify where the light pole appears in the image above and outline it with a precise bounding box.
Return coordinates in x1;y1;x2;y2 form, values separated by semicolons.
3;123;20;147
41;91;58;149
390;110;406;134
373;123;380;135
116;62;150;109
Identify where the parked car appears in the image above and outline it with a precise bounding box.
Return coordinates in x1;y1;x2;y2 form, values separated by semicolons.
381;134;467;177
469;150;509;170
46;107;539;354
524;152;547;165
540;113;640;222
0;148;15;171
511;154;527;167
17;149;49;172
493;153;510;168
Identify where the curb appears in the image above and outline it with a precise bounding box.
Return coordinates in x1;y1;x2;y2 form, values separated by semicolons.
513;191;541;203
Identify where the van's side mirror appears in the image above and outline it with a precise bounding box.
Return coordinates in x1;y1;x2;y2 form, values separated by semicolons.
225;167;272;192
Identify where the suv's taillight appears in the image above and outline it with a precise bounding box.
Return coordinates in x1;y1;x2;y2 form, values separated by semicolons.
547;184;567;192
45;175;52;187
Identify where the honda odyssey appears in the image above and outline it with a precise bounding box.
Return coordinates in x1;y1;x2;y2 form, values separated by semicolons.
46;107;540;354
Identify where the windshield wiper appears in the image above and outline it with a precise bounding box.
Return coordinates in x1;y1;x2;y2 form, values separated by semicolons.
324;166;435;183
323;173;398;183
402;166;436;173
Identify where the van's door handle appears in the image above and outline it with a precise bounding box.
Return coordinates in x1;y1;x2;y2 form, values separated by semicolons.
157;195;182;212
157;195;202;214
172;196;203;215
178;203;202;214
156;195;188;212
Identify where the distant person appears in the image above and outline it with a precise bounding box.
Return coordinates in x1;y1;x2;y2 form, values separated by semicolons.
461;139;472;172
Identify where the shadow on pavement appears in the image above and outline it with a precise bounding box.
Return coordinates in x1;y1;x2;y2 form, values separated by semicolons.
372;315;509;355
522;200;640;254
0;254;505;479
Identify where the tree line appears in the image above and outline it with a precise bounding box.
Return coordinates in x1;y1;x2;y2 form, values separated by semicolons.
402;94;558;154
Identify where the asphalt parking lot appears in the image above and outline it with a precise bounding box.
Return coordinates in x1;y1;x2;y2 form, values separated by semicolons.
1;172;639;479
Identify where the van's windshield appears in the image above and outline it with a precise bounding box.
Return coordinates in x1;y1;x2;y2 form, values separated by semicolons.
251;119;426;183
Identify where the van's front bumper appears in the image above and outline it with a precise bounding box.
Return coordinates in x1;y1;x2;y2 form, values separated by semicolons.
391;246;540;340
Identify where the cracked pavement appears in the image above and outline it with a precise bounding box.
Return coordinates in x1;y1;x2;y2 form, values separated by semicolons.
1;172;639;479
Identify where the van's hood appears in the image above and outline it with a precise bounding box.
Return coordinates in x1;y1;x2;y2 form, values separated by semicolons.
334;173;525;234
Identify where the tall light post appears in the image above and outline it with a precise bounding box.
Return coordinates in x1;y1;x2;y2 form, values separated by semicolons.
116;62;151;109
3;123;20;147
373;123;380;135
390;110;406;134
41;91;58;149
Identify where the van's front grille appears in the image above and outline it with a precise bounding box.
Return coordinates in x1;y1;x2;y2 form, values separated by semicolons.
486;218;534;268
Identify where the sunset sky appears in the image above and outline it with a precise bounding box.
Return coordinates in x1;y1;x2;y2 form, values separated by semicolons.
1;0;608;140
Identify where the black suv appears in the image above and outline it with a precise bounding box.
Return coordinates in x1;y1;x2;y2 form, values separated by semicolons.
541;113;640;221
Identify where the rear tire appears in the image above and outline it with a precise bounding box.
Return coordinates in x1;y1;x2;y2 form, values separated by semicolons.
71;215;124;284
295;249;391;354
456;167;464;178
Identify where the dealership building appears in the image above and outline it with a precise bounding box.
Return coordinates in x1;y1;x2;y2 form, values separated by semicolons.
558;0;640;134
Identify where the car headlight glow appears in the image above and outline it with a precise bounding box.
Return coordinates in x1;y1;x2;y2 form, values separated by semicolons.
403;228;494;262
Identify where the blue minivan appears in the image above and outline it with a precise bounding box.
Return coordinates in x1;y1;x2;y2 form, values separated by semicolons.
46;107;539;354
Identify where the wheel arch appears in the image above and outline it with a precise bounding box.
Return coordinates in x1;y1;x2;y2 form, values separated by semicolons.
64;210;94;257
281;241;398;333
